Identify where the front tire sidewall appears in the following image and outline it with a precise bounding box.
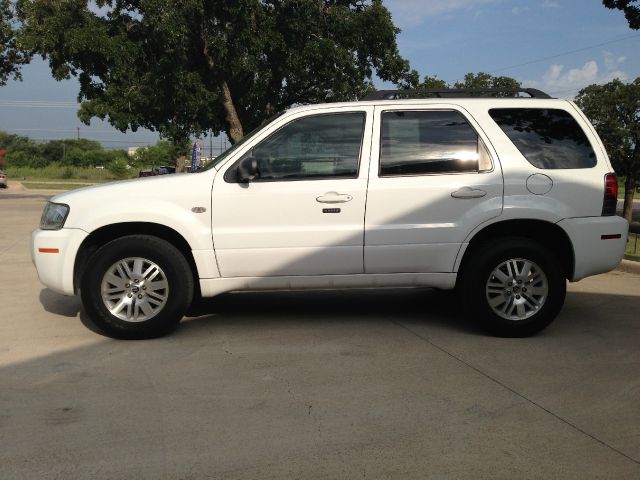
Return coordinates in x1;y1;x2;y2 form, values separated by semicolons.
81;236;193;339
462;239;566;337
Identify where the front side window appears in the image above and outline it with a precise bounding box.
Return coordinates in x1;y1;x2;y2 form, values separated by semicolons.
489;108;597;169
228;112;365;182
380;110;492;176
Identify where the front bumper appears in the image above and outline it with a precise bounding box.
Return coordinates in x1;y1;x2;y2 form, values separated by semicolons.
558;216;629;281
31;228;88;296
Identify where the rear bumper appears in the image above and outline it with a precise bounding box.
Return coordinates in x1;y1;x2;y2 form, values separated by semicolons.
31;228;88;295
558;216;629;281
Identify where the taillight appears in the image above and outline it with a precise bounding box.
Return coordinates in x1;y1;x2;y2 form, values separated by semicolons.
602;173;618;216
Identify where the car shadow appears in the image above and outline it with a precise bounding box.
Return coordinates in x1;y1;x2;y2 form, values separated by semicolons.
39;286;480;339
179;287;481;337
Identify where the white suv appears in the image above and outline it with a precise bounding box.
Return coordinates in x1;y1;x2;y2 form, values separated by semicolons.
31;89;629;339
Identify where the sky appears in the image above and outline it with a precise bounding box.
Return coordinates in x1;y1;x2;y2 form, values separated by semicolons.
0;0;638;151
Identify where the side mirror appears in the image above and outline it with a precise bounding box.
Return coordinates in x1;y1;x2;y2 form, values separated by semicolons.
236;156;259;183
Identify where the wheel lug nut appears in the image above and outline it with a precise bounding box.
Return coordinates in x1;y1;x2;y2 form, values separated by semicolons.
506;290;511;295
125;283;130;288
522;288;527;292
517;280;522;284
142;286;146;290
134;279;139;283
138;294;143;299
516;295;521;299
127;293;132;298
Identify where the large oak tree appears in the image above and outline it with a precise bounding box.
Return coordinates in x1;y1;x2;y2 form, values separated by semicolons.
603;0;640;29
17;0;410;163
1;0;29;85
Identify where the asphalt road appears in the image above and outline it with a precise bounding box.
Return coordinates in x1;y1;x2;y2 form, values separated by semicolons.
1;188;640;479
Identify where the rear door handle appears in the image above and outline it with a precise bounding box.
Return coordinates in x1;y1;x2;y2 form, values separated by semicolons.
316;192;353;203
451;187;487;199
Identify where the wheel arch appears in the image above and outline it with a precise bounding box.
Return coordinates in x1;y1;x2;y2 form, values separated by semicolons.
73;222;199;293
457;219;575;281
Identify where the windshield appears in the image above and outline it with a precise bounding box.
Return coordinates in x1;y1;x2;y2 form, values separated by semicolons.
197;111;285;172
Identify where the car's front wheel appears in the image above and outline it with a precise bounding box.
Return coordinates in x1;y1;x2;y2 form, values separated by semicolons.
458;237;566;337
81;235;193;339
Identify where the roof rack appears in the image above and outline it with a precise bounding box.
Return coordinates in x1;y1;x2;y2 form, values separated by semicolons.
362;88;552;100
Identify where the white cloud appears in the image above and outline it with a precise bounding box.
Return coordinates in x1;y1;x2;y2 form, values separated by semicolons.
512;6;530;15
603;50;626;71
384;0;499;29
526;59;628;98
541;0;560;8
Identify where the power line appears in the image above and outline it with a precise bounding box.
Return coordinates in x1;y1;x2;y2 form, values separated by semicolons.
0;99;79;108
492;33;640;73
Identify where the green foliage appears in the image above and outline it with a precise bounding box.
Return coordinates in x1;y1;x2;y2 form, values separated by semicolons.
0;130;130;168
17;0;410;144
106;158;129;179
575;77;640;221
575;78;640;181
402;71;521;95
61;166;74;179
5;164;132;181
133;141;179;168
0;0;30;85
603;0;640;29
453;72;521;91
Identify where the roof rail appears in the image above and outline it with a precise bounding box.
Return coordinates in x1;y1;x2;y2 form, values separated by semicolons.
362;88;552;100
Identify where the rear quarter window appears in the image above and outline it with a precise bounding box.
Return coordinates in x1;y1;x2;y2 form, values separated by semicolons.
489;108;597;169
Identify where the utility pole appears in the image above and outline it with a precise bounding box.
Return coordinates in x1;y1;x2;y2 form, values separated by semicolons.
77;127;80;140
209;133;213;161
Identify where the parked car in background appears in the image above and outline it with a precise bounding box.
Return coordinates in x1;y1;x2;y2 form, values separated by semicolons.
0;171;7;188
32;88;628;339
138;166;176;177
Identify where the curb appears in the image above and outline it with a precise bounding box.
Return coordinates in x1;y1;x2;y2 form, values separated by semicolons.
616;259;640;275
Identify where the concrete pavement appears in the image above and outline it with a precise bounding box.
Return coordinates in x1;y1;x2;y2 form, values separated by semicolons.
1;189;639;479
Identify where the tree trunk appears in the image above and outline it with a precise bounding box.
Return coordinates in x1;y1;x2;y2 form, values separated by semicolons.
174;154;187;173
623;176;636;223
221;81;244;144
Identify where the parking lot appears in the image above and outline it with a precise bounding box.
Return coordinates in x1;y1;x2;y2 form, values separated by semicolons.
1;187;639;479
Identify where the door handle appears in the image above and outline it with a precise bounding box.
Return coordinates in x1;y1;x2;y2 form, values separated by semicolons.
316;192;353;203
451;187;487;199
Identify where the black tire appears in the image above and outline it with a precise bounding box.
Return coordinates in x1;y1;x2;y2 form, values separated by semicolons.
458;237;566;337
80;235;194;339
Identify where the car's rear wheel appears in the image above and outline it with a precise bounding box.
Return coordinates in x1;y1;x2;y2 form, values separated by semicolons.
81;235;193;339
458;237;566;337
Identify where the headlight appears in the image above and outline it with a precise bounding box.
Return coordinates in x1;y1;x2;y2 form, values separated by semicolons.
40;202;70;230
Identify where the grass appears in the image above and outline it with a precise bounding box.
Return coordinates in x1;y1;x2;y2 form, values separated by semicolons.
4;165;136;182
20;182;93;191
618;176;638;200
625;232;640;261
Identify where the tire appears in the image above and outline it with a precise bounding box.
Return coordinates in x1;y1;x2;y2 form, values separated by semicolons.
458;237;566;337
80;235;194;339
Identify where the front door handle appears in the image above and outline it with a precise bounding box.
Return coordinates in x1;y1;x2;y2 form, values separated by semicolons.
316;192;353;204
451;187;487;199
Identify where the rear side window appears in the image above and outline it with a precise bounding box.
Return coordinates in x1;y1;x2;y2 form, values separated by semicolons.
380;110;492;176
489;108;596;169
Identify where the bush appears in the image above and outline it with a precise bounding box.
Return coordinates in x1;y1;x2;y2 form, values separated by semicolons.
107;159;129;179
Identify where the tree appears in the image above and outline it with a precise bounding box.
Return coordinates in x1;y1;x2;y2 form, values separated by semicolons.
17;0;410;163
0;0;29;85
575;78;640;222
453;72;521;91
603;0;640;29
133;141;179;168
403;71;521;94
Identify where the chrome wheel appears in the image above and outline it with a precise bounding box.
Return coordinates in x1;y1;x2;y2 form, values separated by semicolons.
100;257;169;322
485;258;548;321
